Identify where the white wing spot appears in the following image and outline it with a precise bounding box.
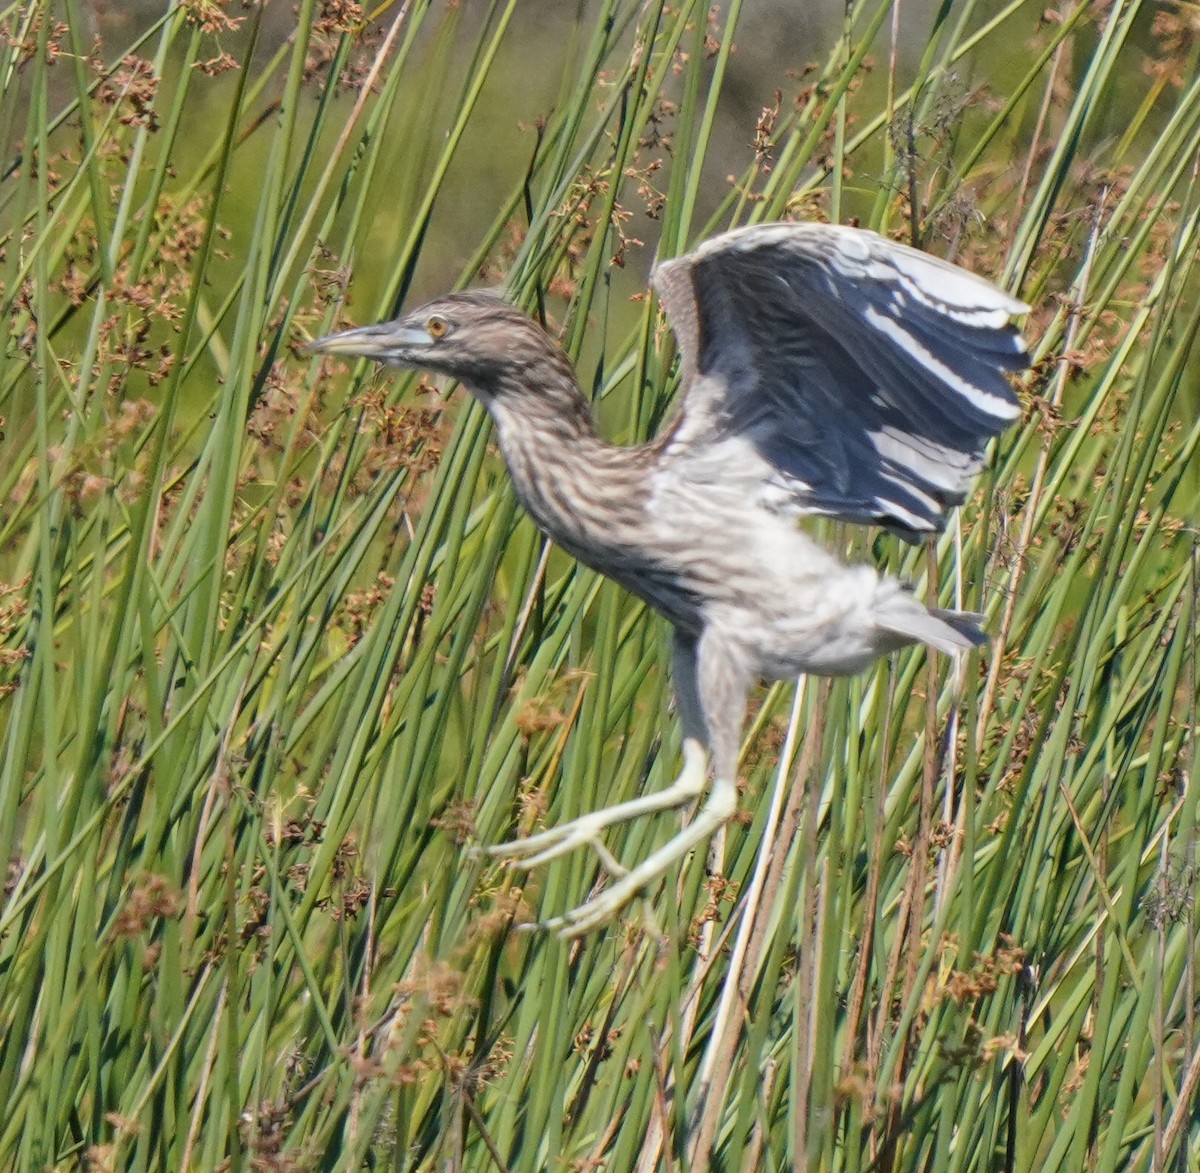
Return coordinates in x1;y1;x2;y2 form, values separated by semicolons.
862;306;1021;421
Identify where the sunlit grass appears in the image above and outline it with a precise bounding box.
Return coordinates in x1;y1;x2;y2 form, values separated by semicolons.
1;0;1197;1168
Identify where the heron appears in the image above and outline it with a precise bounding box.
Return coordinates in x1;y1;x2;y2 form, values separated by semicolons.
307;222;1029;937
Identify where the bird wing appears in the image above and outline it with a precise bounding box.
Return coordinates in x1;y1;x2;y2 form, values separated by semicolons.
652;222;1029;536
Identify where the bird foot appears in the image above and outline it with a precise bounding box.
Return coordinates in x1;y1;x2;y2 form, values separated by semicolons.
474;741;725;935
476;738;709;884
482;815;629;877
541;777;738;938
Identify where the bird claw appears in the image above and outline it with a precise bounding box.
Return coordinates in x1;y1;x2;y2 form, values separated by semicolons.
473;745;726;937
541;873;654;938
481;814;629;877
534;778;740;939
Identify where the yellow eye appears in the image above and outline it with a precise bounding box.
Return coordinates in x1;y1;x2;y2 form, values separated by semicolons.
426;315;449;339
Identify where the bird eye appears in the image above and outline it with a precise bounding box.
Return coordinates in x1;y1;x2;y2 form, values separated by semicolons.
426;315;449;339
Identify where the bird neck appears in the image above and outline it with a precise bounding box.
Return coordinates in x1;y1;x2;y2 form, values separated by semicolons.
476;361;650;559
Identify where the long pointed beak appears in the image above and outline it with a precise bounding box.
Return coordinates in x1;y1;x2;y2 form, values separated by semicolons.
304;321;432;361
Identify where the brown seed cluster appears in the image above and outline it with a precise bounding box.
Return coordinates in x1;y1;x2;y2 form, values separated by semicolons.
110;872;183;938
303;1;384;95
0;580;31;697
180;0;245;36
96;55;161;131
939;940;1027;1006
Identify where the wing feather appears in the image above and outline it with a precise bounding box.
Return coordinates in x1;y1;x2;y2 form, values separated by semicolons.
652;222;1029;536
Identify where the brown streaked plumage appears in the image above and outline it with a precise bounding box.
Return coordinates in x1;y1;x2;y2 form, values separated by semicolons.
307;222;1029;936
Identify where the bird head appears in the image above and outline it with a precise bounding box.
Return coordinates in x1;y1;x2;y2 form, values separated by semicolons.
305;289;561;400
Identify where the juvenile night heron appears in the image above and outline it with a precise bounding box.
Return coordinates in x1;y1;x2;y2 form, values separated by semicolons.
309;222;1029;936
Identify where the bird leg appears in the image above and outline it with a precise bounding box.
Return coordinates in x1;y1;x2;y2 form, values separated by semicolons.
539;630;750;938
541;775;738;937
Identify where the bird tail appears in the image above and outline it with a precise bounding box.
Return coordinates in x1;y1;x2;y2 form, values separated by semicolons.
929;607;988;650
876;597;988;657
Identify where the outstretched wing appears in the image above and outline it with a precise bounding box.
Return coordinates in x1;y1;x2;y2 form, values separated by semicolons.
652;222;1029;536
